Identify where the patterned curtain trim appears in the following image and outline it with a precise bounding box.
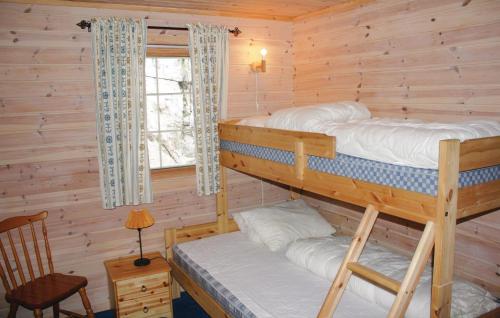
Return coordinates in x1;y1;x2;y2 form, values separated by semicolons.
188;23;229;196
92;17;153;209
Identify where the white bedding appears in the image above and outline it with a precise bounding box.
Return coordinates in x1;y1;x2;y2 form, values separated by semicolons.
286;236;499;318
236;105;500;169
233;199;335;251
308;118;500;169
265;101;371;131
176;231;388;318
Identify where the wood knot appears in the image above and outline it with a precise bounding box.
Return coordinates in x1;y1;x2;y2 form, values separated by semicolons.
446;189;453;202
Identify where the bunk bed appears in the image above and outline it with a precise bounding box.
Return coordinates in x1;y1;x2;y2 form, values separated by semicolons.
165;117;500;318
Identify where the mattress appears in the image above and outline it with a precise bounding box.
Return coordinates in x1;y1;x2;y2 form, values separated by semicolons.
173;231;388;318
237;116;500;169
220;140;500;196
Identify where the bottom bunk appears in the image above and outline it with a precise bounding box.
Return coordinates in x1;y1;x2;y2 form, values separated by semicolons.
164;201;499;318
171;230;390;318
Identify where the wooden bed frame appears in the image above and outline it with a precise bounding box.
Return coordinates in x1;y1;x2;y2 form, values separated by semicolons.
165;121;500;318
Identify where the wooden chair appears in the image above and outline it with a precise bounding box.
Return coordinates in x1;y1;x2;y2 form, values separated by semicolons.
0;211;94;318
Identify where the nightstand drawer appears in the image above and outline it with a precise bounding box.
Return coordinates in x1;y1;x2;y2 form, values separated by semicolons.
116;273;170;301
119;292;172;318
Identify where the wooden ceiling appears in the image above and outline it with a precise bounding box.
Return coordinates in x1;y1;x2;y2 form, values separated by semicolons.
57;0;353;20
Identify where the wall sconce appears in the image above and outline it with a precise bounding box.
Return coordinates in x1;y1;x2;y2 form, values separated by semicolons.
251;48;267;72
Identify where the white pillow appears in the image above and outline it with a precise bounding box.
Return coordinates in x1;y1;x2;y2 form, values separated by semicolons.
237;115;269;127
286;236;499;318
265;101;371;131
235;200;335;251
232;213;262;243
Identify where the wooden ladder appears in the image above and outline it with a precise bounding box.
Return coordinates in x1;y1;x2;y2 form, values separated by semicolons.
317;205;436;318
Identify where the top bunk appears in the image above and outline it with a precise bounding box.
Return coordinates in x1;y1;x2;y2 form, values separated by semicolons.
218;102;500;225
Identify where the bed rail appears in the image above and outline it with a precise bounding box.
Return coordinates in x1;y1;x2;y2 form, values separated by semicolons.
219;123;336;159
457;135;500;219
164;218;238;303
459;136;500;171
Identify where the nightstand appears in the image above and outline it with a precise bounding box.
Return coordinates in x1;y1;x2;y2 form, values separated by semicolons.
105;252;173;318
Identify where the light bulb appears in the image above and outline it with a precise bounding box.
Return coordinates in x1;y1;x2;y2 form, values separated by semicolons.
260;48;268;59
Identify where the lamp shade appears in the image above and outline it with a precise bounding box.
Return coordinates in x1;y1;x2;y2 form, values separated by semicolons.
125;208;155;229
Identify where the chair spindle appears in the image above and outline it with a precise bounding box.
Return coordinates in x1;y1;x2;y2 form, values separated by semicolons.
7;231;26;285
0;260;10;293
0;237;17;289
41;219;54;274
29;222;45;277
18;227;35;281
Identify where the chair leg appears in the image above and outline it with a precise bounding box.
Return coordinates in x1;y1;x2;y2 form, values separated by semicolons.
8;303;18;318
34;308;43;318
53;303;60;318
78;287;95;318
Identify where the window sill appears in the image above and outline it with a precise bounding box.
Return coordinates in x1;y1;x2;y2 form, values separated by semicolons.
151;165;196;181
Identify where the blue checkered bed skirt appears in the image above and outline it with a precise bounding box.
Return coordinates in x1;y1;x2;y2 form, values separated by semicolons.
220;140;500;196
173;245;257;318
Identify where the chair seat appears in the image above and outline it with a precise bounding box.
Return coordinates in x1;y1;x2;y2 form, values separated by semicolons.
6;273;88;310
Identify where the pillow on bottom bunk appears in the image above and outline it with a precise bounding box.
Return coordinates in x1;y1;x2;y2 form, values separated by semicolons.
233;200;336;251
286;236;498;318
232;213;262;243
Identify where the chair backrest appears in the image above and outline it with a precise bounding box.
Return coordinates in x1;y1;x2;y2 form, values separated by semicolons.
0;211;54;294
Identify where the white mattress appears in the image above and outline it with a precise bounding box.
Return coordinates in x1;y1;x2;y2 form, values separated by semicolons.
176;231;388;318
237;116;500;169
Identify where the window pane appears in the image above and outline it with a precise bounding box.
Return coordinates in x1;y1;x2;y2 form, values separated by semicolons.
158;78;181;94
145;56;194;170
157;58;191;94
147;133;161;169
158;94;193;131
158;58;191;81
146;76;157;94
145;58;157;77
146;96;158;131
159;131;195;168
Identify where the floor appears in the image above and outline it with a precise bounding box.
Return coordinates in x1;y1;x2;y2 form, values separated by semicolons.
95;292;209;318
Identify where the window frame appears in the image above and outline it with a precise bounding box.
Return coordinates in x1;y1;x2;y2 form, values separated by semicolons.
146;47;196;178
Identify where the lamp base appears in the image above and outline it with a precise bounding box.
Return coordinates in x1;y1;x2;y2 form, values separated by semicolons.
134;257;151;267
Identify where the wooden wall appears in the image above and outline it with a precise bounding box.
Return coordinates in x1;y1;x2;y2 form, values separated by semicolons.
293;0;500;121
0;2;292;316
293;0;500;295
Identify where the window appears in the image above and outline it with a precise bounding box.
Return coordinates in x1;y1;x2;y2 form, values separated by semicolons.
145;56;195;169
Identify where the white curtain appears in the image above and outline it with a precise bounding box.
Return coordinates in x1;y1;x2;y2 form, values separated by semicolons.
92;17;153;209
188;23;229;196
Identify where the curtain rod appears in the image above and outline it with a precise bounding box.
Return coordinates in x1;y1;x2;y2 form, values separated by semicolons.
76;20;242;37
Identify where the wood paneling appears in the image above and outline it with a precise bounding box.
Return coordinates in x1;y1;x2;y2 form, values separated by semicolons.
0;2;292;316
293;0;500;296
3;0;352;21
293;0;500;121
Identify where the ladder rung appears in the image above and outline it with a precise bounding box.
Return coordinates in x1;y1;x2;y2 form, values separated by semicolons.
347;262;401;294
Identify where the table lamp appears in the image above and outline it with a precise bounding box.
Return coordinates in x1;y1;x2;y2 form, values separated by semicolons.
125;208;155;266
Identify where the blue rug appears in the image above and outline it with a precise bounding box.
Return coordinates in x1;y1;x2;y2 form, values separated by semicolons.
95;292;209;318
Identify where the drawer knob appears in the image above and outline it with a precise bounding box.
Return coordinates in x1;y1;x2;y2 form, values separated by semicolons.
143;306;149;313
141;285;147;292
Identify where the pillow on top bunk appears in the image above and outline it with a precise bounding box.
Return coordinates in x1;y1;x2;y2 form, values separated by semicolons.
233;200;336;251
286;236;499;318
237;115;269;127
265;101;371;131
